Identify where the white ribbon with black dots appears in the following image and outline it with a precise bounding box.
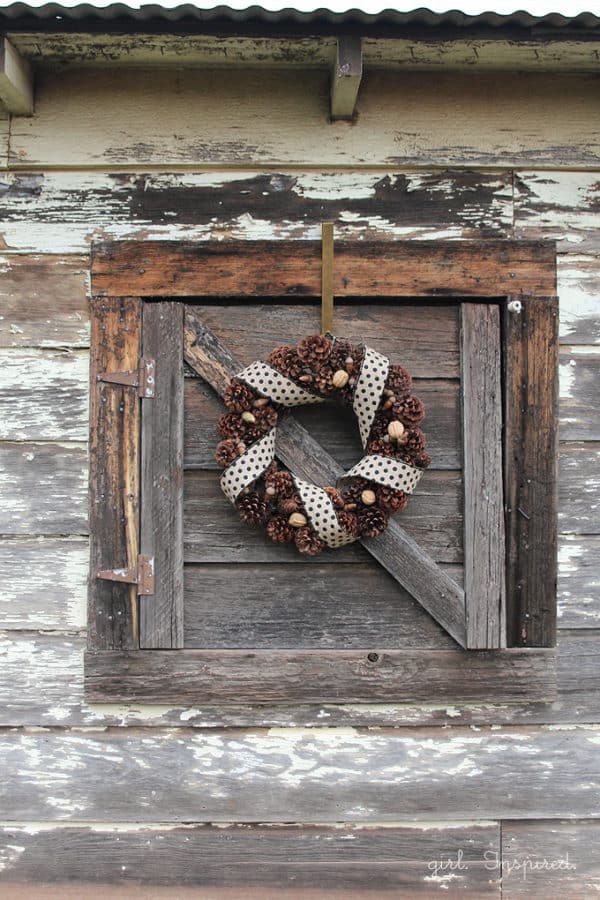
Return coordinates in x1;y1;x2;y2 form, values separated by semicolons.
219;344;425;546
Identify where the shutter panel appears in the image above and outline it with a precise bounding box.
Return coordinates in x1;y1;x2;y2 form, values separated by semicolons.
139;302;185;649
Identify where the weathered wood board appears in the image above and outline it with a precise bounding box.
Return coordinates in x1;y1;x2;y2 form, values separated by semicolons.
515;172;600;252
558;535;600;629
9;68;600;167
559;443;600;534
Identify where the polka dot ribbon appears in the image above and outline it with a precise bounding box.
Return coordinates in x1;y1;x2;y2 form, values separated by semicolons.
219;344;425;547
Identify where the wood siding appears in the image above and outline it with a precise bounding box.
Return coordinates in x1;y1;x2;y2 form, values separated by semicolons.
1;57;599;895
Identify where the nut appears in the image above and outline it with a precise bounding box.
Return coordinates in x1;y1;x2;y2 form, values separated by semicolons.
332;369;350;389
253;397;269;408
361;489;377;506
288;512;307;528
241;411;256;424
387;420;405;441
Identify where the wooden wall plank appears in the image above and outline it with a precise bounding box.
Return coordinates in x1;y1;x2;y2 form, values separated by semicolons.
184;469;463;565
0;822;500;895
515;172;600;253
9;68;600;168
184;563;459;650
0;349;88;441
558;535;600;629
502;820;600;898
0;539;86;630
0;441;87;535
0;254;89;346
559;443;600;534
461;303;506;649
88;297;140;650
559;351;600;442
0;631;595;728
92;239;557;299
558;256;600;344
139;302;184;649
504;296;559;647
11;723;600;822
0;171;512;253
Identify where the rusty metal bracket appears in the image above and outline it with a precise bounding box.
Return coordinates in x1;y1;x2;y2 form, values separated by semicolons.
97;554;155;595
97;357;155;398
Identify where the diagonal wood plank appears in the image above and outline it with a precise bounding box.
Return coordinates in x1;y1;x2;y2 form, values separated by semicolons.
183;307;467;647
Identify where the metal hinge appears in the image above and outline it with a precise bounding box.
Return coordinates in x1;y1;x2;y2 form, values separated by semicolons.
97;357;155;398
97;554;155;595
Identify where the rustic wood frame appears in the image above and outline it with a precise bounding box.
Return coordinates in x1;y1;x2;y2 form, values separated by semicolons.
86;239;558;704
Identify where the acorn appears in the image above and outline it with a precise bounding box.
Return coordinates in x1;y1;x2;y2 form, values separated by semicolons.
289;512;308;528
241;411;256;424
332;369;350;389
387;420;405;441
361;489;377;506
253;397;269;408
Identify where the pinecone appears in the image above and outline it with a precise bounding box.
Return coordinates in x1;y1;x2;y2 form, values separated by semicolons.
369;411;392;441
412;449;432;469
324;486;345;508
266;515;294;543
376;486;408;513
217;412;245;441
236;492;270;526
385;364;412;398
278;494;303;516
215;439;242;468
313;365;336;395
223;380;257;413
268;345;304;380
393;395;425;426
254;405;278;433
358;506;389;538
297;334;332;366
404;427;426;454
265;468;295;499
337;509;360;537
366;438;396;458
294;526;325;556
342;477;372;506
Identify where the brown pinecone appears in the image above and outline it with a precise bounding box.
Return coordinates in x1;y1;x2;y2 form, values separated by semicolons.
342;477;372;506
215;439;241;468
223;380;257;413
412;449;432;469
313;365;336;395
217;412;245;441
278;494;303;516
358;506;389;538
266;515;294;543
324;486;345;508
404;427;426;454
385;364;412;398
297;334;332;366
254;405;278;433
337;509;360;537
236;492;270;526
376;486;408;513
294;526;325;556
369;411;392;441
265;468;295;499
268;345;304;380
366;438;396;458
393;395;425;426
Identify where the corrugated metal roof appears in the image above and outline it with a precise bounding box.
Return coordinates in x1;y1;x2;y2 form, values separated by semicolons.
1;1;599;29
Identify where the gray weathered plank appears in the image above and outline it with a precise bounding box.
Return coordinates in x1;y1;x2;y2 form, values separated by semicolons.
558;535;600;629
558;255;600;345
0;822;500;894
139;302;184;649
0;254;89;347
461;303;506;648
0;631;595;728
515;171;600;252
0;538;86;630
184;563;459;649
184;469;463;565
560;351;600;442
559;443;600;534
183;309;467;647
0;349;88;441
0;441;87;535
185;375;461;471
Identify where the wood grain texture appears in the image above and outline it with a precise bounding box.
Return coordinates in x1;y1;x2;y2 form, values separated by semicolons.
0;441;87;535
502;820;600;897
0;822;500;894
558;256;600;344
504;296;559;647
0;539;86;630
92;239;557;299
184;563;459;649
559;443;600;534
139;302;184;649
461;303;506;649
0;349;88;441
9;67;600;168
184;469;463;565
15;722;600;823
0;254;89;346
88;297;140;650
559;351;600;441
0;631;593;728
515;172;600;252
0;171;513;254
183;309;467;647
558;535;600;629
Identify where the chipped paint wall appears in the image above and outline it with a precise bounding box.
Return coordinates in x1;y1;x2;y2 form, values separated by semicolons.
1;51;600;894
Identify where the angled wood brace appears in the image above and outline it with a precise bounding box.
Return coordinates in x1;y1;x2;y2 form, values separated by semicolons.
0;37;34;116
331;36;362;120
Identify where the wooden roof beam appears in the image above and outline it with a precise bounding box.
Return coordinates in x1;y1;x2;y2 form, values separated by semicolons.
330;36;362;121
0;36;33;115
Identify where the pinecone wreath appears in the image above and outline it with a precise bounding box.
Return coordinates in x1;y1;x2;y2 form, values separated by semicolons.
214;334;431;556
